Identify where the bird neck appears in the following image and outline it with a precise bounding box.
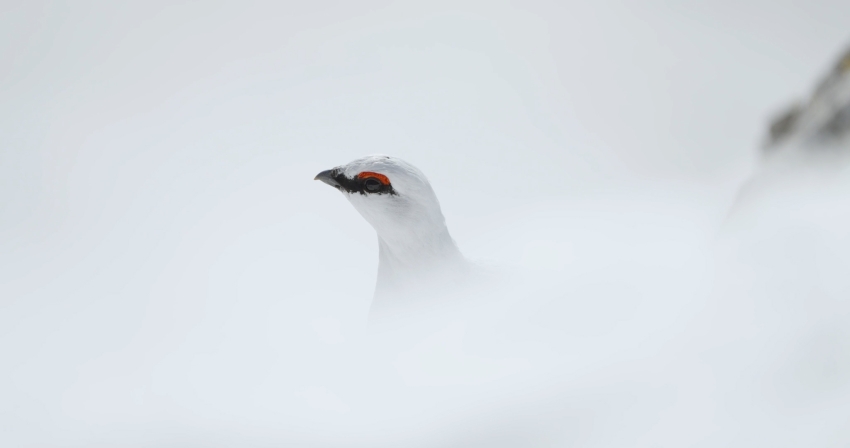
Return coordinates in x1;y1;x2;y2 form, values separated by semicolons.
371;222;467;309
377;225;462;268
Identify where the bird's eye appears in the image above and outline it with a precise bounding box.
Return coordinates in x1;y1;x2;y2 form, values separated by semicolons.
364;178;382;192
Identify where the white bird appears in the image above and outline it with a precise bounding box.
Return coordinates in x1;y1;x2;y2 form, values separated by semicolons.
315;155;475;318
311;154;850;447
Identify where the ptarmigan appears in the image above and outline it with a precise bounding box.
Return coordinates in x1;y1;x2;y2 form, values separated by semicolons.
315;155;474;317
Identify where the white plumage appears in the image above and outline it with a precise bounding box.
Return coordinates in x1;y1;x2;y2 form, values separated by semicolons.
316;155;473;317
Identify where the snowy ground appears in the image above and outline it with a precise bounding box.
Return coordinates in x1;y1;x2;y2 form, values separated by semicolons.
2;1;850;446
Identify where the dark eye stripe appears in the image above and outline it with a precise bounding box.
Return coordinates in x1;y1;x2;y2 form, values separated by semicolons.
328;169;397;196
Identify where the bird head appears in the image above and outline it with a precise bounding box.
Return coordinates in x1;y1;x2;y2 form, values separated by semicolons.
314;155;449;247
315;155;469;314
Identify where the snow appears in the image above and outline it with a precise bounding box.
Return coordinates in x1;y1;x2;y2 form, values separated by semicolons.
1;1;850;446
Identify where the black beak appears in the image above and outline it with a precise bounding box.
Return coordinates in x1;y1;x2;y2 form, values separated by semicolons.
314;169;342;189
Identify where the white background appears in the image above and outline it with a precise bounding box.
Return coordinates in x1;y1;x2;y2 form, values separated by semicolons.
2;1;850;446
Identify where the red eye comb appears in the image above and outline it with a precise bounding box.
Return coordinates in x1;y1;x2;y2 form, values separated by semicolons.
357;172;390;185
